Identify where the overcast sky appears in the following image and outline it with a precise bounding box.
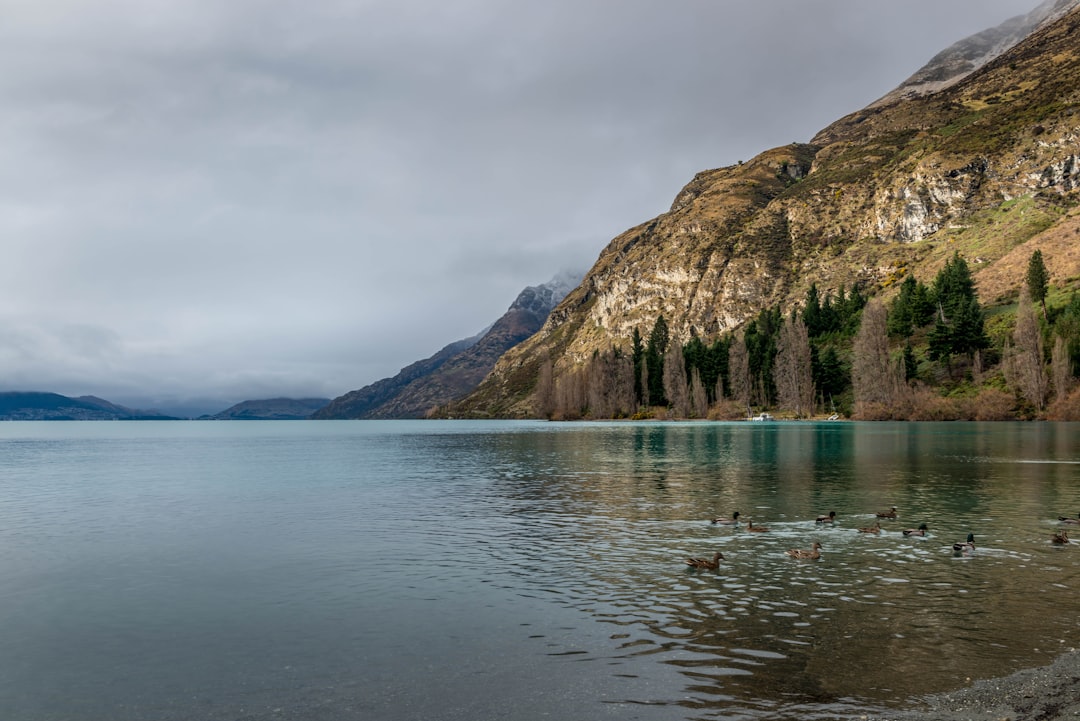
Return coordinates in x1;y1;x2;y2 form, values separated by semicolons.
0;0;1041;415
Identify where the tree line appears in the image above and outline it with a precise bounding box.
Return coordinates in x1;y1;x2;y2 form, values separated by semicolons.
534;250;1080;421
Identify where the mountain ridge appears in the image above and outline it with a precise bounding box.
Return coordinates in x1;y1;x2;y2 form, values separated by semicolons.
314;270;582;419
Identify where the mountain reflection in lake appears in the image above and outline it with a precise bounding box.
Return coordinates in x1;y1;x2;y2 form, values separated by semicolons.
0;420;1077;721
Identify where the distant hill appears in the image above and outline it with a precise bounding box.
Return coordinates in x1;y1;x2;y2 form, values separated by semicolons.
0;392;180;420
209;397;330;420
314;270;581;419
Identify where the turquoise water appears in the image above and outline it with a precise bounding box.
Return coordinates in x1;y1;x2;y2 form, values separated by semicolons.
1;420;1079;720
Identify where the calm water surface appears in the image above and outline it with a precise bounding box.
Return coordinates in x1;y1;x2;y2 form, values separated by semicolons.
1;420;1079;720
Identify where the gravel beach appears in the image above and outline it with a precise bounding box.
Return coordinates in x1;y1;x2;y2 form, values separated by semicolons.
876;649;1080;721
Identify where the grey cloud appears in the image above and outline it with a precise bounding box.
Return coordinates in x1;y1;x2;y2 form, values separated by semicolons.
0;0;1039;413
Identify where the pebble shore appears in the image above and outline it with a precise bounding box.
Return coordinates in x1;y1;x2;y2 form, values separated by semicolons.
876;649;1080;721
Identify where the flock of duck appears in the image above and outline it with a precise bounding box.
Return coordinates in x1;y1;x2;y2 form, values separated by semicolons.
684;507;1076;570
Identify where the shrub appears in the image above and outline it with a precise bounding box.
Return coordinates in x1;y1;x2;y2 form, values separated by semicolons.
970;388;1017;420
1046;386;1080;420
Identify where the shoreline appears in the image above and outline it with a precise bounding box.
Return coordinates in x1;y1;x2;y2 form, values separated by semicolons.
876;648;1080;721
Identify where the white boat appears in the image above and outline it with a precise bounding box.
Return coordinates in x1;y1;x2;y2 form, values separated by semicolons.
750;412;774;422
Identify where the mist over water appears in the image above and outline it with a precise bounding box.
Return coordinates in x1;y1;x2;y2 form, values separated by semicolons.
1;420;1078;720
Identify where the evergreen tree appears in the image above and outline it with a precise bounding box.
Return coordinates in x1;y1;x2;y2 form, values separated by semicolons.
803;283;822;337
1026;249;1049;319
708;337;730;401
645;315;669;406
888;275;918;338
631;327;644;405
932;252;976;319
902;343;918;382
950;295;991;359
812;345;848;401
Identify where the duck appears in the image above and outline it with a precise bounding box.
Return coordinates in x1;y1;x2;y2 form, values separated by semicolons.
1052;531;1070;545
953;533;976;554
815;511;837;524
856;522;881;534
902;523;929;537
1058;513;1080;525
746;520;769;532
786;542;822;560
876;507;898;519
711;511;741;525
685;552;724;570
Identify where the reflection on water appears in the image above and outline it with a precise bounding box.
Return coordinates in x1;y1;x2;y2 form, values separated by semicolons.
0;421;1078;721
475;421;1080;718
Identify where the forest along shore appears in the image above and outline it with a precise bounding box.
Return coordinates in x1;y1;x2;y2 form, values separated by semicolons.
877;648;1080;721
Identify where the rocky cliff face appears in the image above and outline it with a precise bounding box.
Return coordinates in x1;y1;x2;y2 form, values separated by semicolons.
453;3;1080;417
315;271;581;419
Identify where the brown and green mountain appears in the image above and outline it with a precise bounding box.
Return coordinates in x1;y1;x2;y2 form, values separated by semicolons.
315;271;580;419
452;0;1080;418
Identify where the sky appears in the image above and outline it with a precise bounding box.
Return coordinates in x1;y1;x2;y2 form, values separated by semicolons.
0;0;1043;416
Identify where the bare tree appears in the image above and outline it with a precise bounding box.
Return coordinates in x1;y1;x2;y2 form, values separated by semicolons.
1052;334;1072;405
554;366;586;420
774;315;815;417
663;342;690;418
690;367;709;419
853;299;904;417
533;353;555;419
728;333;751;415
1005;287;1048;411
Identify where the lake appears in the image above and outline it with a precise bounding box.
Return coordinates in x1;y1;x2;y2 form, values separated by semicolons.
0;420;1078;720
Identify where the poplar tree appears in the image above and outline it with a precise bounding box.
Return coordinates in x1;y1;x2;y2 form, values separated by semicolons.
728;334;751;414
663;342;690;418
852;299;904;416
1005;288;1048;411
774;315;815;417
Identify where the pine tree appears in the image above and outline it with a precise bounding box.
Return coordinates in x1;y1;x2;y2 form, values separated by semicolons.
631;327;645;405
645;315;669;406
1026;249;1049;319
803;283;822;337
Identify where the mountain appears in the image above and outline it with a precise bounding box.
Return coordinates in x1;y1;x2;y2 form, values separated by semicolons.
449;1;1080;417
314;271;582;419
871;0;1079;107
208;397;331;420
0;392;180;420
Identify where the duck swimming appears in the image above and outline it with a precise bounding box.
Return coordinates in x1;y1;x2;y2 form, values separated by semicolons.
876;507;898;519
857;522;881;534
786;542;822;560
1058;513;1080;525
815;511;837;524
685;552;724;570
711;511;741;525
746;520;769;533
903;523;929;537
953;533;975;554
1052;531;1070;545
